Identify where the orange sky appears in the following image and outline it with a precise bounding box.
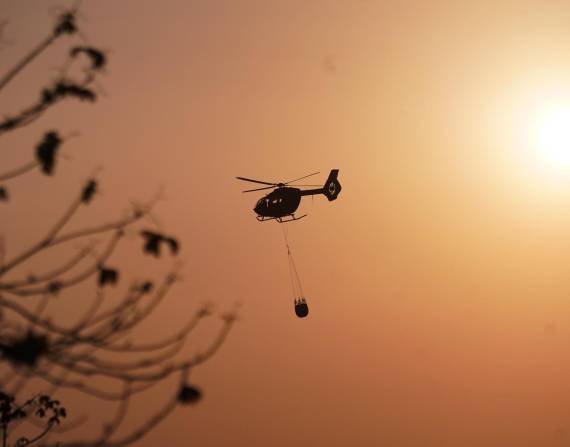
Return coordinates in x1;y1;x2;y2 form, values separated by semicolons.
3;1;570;446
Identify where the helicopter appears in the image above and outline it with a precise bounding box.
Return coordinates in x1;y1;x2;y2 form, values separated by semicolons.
237;169;341;222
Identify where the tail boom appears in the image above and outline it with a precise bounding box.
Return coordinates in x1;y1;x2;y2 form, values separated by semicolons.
298;169;341;201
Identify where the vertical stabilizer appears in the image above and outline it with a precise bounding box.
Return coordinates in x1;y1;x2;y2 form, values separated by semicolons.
322;169;341;201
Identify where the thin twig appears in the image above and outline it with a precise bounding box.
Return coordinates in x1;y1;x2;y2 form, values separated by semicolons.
0;34;56;93
0;246;93;290
0;193;84;276
0;161;38;182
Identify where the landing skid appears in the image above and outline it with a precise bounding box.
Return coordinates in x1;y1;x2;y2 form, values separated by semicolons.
277;214;307;223
256;214;307;223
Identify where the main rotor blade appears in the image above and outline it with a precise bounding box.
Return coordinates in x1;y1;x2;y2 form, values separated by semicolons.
242;185;276;193
236;176;277;186
292;184;321;187
284;171;320;185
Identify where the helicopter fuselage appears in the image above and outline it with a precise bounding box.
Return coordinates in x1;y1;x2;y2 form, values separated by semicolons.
254;187;302;221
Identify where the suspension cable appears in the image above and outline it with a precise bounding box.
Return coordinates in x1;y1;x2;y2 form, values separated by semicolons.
281;225;304;299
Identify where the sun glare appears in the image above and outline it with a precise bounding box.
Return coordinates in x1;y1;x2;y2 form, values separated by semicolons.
535;105;570;169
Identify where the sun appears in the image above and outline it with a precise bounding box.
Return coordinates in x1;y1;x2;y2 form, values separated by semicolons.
534;105;570;169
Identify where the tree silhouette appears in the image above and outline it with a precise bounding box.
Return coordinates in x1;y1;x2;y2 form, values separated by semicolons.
0;6;235;446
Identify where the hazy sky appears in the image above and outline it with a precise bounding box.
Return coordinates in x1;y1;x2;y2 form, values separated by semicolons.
3;1;570;446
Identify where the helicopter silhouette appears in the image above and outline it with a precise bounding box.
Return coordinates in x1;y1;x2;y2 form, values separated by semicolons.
237;170;341;222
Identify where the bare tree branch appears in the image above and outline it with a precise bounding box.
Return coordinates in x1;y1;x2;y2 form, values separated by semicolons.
3;230;121;296
0;6;235;447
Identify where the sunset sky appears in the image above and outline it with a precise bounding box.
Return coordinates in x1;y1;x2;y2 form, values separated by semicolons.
3;1;570;446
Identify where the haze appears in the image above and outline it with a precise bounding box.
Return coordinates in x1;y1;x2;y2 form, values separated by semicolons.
2;1;570;446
